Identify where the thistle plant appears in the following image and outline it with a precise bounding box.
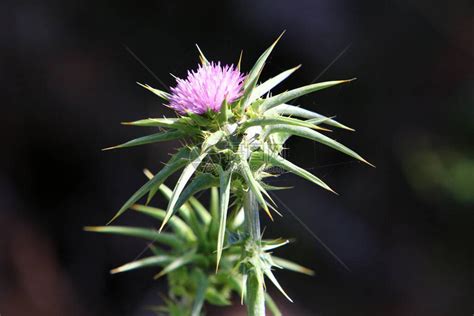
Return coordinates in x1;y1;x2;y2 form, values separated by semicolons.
88;33;371;316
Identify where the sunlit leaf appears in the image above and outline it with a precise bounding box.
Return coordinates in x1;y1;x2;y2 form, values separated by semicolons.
103;130;185;151
160;151;207;231
265;103;354;131
202;130;225;151
108;148;191;223
241;32;285;109
241;116;329;131
250;65;301;104
265;125;373;166
216;168;233;271
259;79;354;112
244;32;285;91
261;239;289;251
240;158;273;220
84;226;183;249
131;204;196;241
255;150;336;193
271;256;315;276
121;117;180;128
175;173;219;212
110;255;173;274
208;186;220;239
154;252;203;279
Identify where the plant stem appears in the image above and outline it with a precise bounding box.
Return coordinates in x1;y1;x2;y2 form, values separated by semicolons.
243;190;265;316
244;189;261;242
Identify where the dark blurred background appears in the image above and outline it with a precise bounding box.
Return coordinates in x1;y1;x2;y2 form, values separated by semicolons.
1;0;473;315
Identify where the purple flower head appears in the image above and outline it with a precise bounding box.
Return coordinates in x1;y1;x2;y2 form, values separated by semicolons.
168;62;245;115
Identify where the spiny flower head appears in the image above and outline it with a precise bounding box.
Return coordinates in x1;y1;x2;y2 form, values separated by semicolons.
169;62;245;114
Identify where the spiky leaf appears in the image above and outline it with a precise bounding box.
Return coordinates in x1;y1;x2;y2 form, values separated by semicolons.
131;204;196;241
103;130;185;151
250;65;300;103
109;148;191;223
265;103;354;131
110;255;173;274
254;150;336;193
216;168;233;271
259;79;354;112
265;125;372;166
160;151;207;231
84;226;183;248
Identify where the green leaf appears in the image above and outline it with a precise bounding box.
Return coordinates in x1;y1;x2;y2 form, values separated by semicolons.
265;125;373;166
261;239;289;251
108;148;191;223
121;117;180;128
240;73;263;112
153;252;201;279
137;82;171;100
188;196;211;225
174;173;219;213
241;32;285;110
131;204;196;242
271;256;315;276
259;79;354;112
230;207;244;230
205;288;232;306
261;183;293;191
84;226;183;249
250;65;301;104
217;99;231;124
210;186;219;218
160;151;207;231
202;130;225;151
265;103;354;131
216;168;233;271
150;179;206;244
255;150;336;193
191;269;208;316
244;32;285;91
188;112;210;127
240;158;273;220
241;116;329;131
103;130;185;151
110;255;173;274
208;186;220;239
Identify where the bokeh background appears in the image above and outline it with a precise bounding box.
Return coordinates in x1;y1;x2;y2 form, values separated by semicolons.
1;0;473;315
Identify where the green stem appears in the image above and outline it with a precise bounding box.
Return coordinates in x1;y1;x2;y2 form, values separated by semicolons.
243;190;265;316
244;189;261;242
